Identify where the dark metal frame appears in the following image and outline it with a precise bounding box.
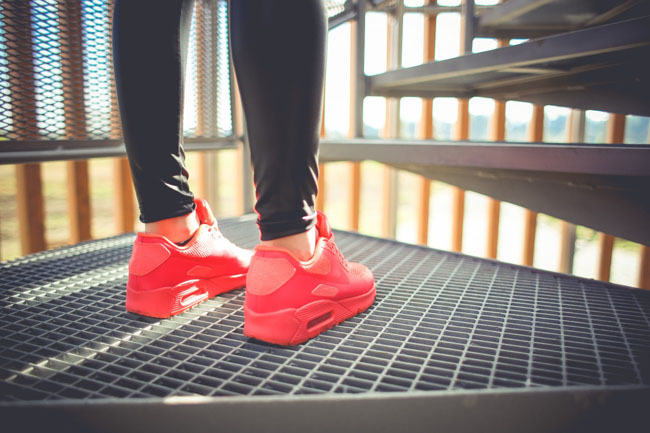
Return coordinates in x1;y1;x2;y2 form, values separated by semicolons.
368;15;650;116
3;386;649;433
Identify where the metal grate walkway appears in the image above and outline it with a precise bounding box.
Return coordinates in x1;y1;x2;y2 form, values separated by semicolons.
2;215;649;400
1;216;649;431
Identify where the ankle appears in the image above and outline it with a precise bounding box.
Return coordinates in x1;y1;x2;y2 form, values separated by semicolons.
261;227;317;261
145;211;201;244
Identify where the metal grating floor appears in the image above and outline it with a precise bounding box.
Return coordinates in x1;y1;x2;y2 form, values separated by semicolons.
1;215;649;403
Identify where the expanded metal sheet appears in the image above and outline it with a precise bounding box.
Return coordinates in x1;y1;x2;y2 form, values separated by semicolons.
0;216;649;402
0;0;232;143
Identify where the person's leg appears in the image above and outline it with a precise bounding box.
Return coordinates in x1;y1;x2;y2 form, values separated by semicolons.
231;0;326;260
113;0;198;243
113;0;251;318
231;0;376;345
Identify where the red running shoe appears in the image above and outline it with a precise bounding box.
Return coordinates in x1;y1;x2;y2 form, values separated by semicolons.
126;198;251;318
244;211;376;345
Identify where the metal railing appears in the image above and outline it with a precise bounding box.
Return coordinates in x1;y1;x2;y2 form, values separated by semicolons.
0;0;648;288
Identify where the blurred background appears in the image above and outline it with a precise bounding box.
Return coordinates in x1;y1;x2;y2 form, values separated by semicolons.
1;0;648;288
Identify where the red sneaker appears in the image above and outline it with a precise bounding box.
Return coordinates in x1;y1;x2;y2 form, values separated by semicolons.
244;212;376;345
126;198;252;318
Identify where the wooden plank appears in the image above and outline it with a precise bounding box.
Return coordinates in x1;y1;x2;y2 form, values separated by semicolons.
59;0;91;243
66;161;91;243
416;178;431;245
113;158;135;233
598;233;615;281
16;164;46;254
522;104;544;266
596;113;626;280
558;221;576;274
349;163;362;231
522;210;538;267
486;198;501;259
638;245;650;290
607;112;626;144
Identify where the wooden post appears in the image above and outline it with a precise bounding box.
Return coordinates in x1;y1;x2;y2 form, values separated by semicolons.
59;0;92;243
451;99;469;252
16;165;46;255
596;113;626;281
638;246;650;290
66;162;91;243
598;233;615;281
522;104;543;266
4;2;46;254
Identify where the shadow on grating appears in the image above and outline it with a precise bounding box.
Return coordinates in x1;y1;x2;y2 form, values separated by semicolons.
0;216;649;402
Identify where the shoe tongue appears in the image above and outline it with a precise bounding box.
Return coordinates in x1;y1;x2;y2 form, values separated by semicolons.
316;211;332;239
194;198;217;227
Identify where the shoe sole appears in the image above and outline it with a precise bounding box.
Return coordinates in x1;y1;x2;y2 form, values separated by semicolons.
126;273;247;319
243;284;376;346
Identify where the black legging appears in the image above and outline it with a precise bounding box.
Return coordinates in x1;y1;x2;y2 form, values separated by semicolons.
112;0;326;240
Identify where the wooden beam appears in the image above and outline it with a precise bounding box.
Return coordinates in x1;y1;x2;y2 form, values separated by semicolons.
558;221;576;274
638;245;650;290
4;2;46;254
522;210;538;267
113;158;135;233
59;0;91;243
451;99;469;252
486;198;501;259
598;233;615;281
349;163;362;231
522;104;544;266
66;161;91;243
16;164;46;254
597;113;626;281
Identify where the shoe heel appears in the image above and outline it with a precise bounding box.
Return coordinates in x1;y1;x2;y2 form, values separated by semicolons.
126;274;246;318
244;286;376;345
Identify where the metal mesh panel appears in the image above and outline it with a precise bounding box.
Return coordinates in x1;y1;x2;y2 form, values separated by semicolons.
0;217;648;402
326;0;349;17
0;0;232;144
